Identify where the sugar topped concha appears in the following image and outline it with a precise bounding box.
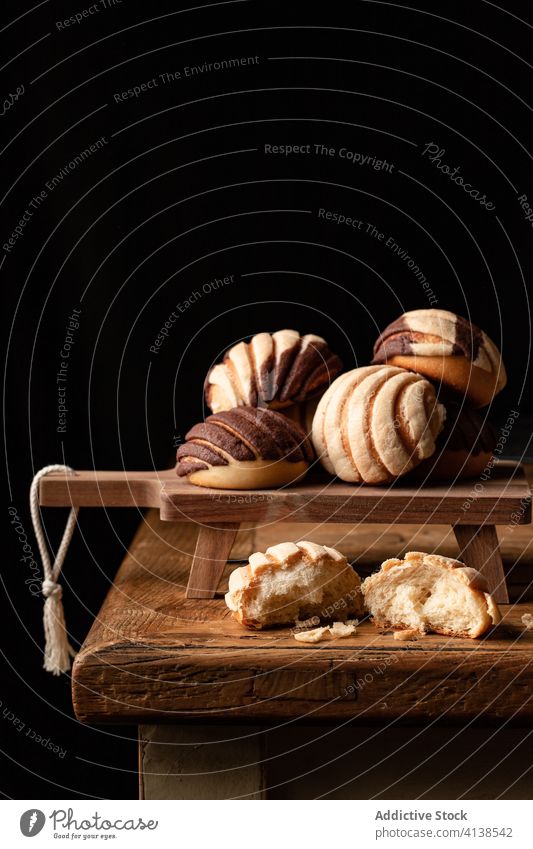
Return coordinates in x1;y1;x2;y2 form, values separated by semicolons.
372;309;506;408
205;329;343;413
225;540;364;629
312;365;446;484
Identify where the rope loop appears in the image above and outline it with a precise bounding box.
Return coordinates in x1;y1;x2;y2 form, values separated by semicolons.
29;465;78;675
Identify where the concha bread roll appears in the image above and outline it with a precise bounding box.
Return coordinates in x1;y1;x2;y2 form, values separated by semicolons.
410;404;496;481
312;365;446;484
282;397;319;435
372;309;506;408
205;329;342;413
362;551;501;638
176;406;314;489
225;540;364;629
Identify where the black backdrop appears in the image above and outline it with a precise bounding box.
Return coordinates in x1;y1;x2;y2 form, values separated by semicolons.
2;0;532;799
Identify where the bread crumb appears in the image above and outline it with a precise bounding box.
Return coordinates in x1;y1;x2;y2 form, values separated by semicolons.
393;628;420;641
294;626;329;643
294;620;358;643
521;614;533;631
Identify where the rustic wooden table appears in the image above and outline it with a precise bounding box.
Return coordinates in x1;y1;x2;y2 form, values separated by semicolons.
73;514;533;725
70;479;533;798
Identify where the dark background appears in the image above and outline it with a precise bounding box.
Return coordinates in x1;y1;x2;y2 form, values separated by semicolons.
2;0;532;798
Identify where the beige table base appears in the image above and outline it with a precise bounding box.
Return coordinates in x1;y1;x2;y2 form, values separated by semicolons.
139;724;533;800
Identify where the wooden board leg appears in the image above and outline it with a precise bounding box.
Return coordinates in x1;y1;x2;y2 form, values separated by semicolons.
453;524;509;603
186;522;240;599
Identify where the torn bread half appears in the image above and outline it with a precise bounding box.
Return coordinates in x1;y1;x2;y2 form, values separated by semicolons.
225;540;364;629
362;551;501;638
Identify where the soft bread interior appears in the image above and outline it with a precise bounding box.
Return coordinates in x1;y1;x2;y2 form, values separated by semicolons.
226;550;363;628
245;561;358;625
363;560;499;638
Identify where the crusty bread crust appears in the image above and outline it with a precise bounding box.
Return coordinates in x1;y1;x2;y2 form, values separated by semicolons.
362;551;501;639
225;540;364;629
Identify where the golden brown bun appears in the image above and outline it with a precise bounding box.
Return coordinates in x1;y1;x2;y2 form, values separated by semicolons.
362;551;501;638
312;365;445;484
383;354;500;409
225;540;364;629
205;329;342;413
176;406;314;489
410;404;496;482
372;309;506;408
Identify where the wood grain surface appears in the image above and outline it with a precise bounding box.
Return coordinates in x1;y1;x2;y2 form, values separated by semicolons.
186;522;240;598
72;511;533;725
454;524;509;603
40;463;531;525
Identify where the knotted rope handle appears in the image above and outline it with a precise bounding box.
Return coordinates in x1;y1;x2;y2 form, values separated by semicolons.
29;465;78;675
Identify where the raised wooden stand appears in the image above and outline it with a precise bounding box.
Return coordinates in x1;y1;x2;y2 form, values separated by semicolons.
39;462;531;604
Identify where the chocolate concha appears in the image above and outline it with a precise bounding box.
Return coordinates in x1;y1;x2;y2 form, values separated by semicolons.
371;309;506;408
205;329;343;413
176;406;315;489
312;365;446;484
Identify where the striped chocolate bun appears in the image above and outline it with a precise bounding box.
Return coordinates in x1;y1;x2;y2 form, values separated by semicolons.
312;365;446;484
176;406;315;489
372;309;506;408
205;329;343;413
410;404;496;482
